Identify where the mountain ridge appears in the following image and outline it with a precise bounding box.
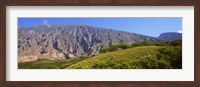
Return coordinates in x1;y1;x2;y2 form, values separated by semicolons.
18;25;163;62
158;32;182;41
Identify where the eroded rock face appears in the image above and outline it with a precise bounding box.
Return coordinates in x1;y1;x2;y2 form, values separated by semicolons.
18;25;162;62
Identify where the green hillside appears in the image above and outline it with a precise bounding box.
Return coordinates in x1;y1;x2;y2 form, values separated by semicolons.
67;46;171;69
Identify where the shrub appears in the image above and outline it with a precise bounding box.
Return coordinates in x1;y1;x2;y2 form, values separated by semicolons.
109;44;119;51
132;41;154;47
100;43;132;53
154;41;171;46
79;54;89;59
99;47;110;53
170;40;182;46
111;43;132;49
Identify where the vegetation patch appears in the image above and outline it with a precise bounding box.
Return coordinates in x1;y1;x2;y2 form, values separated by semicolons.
67;46;161;69
18;58;84;69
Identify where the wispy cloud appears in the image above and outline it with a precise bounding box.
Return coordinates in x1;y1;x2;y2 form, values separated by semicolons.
177;30;182;33
43;19;48;25
43;19;51;28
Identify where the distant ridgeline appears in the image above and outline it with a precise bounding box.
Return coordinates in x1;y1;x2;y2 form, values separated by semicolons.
158;32;182;41
18;25;181;62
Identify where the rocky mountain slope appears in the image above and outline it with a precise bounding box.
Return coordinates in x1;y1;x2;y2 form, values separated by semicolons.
18;25;162;62
158;32;182;41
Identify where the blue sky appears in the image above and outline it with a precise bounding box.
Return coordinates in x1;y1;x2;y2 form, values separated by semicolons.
18;18;182;37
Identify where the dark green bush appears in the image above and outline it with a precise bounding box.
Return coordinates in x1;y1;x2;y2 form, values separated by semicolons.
99;47;110;53
79;54;89;60
111;43;132;49
170;40;182;46
132;41;155;47
154;41;171;46
109;43;131;51
100;43;132;53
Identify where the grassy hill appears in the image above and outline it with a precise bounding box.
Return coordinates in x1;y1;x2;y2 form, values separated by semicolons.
67;46;167;69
